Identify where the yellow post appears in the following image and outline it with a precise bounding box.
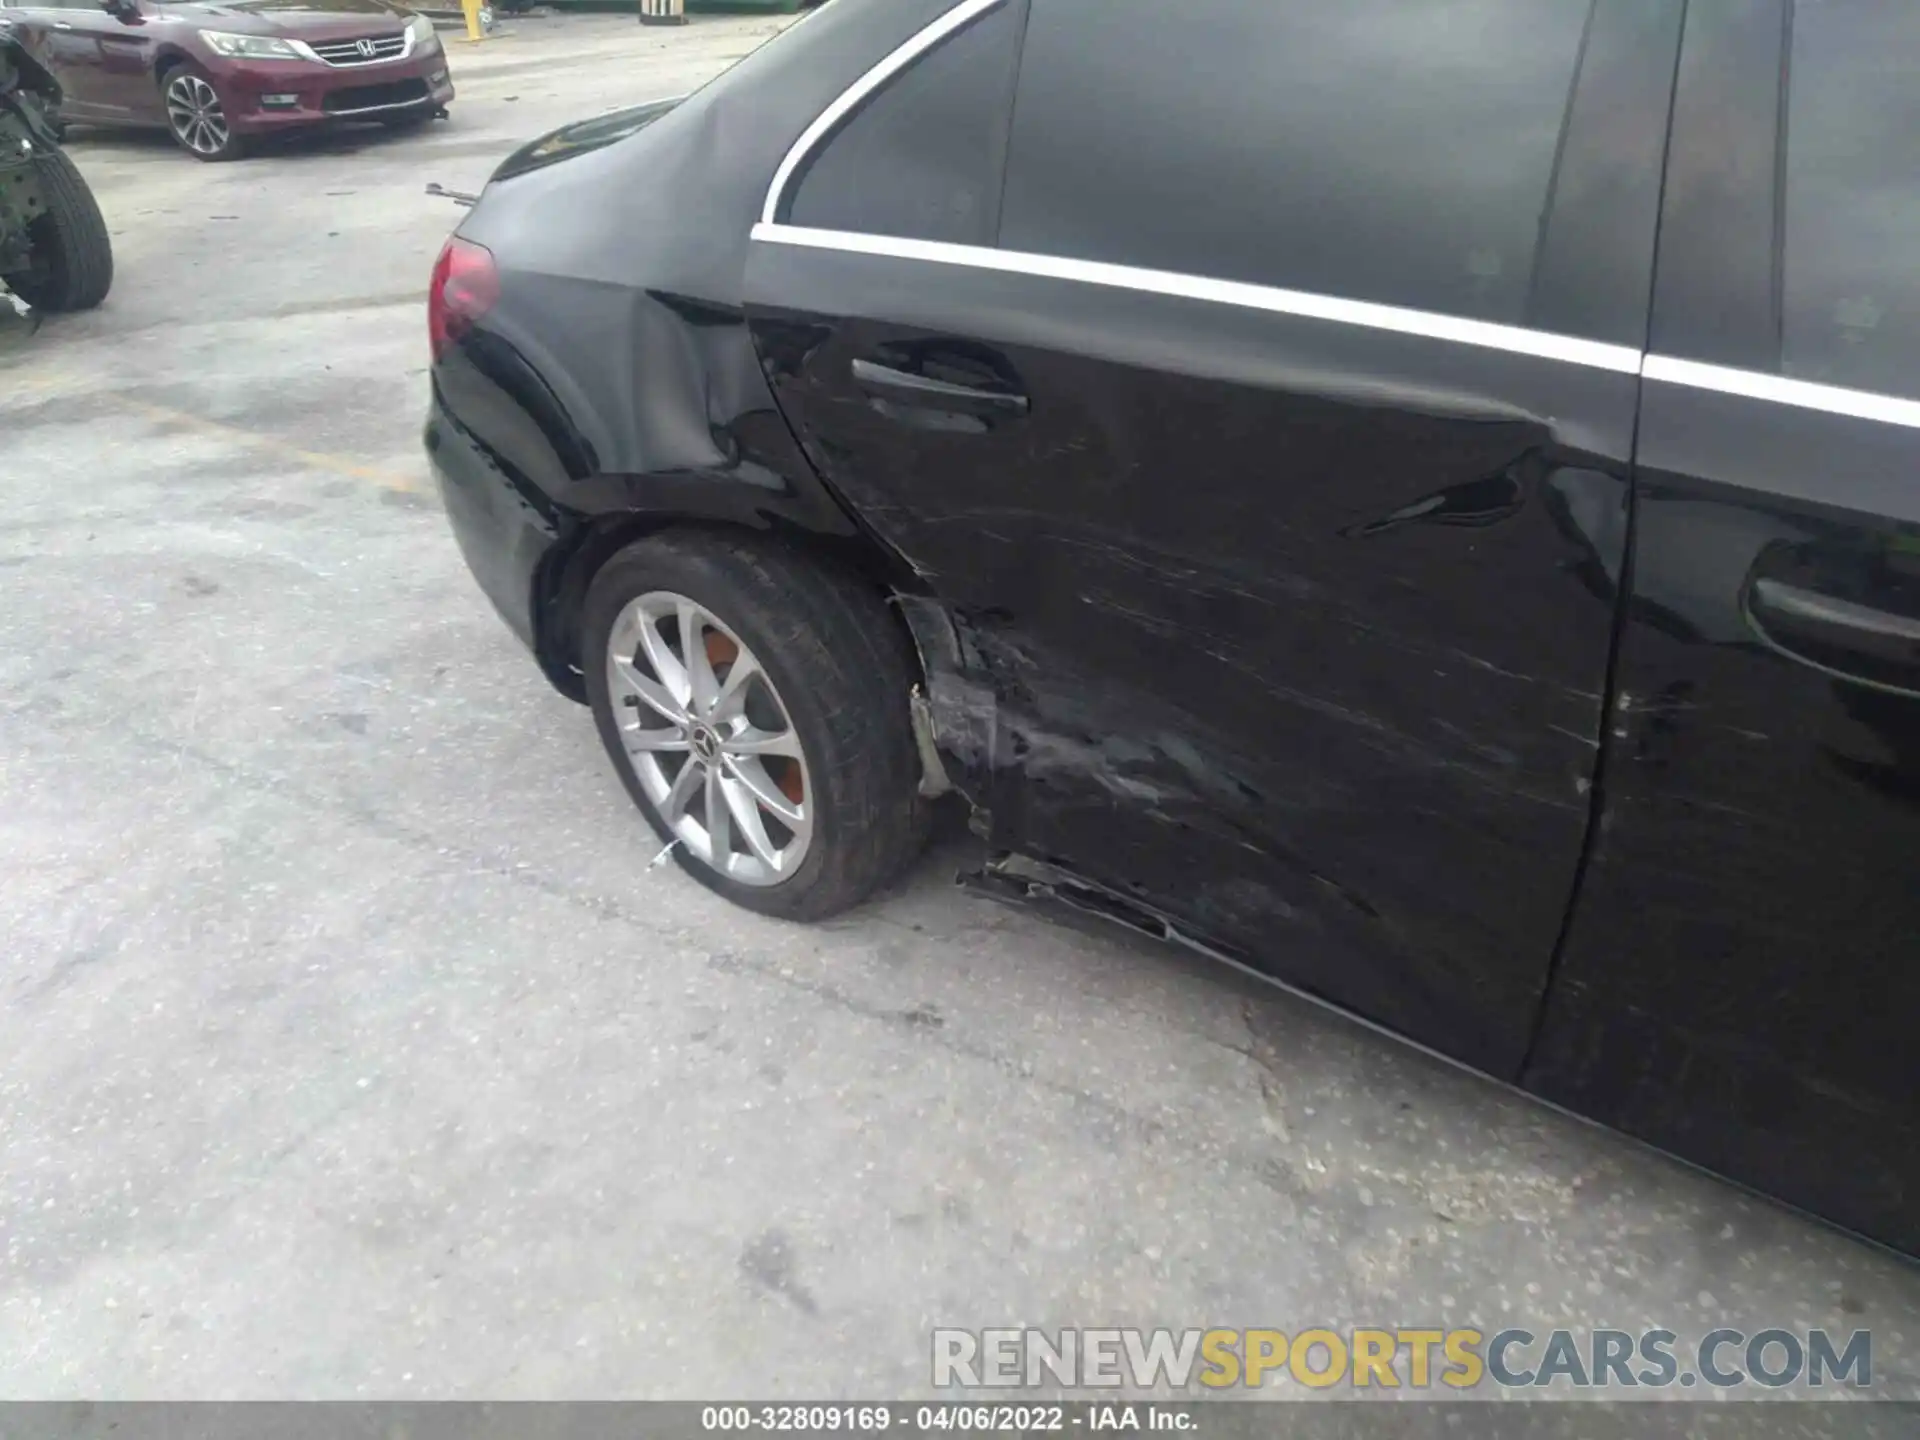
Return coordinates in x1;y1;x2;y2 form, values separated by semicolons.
459;0;486;42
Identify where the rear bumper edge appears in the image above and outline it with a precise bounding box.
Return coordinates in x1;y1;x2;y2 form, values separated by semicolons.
427;394;555;662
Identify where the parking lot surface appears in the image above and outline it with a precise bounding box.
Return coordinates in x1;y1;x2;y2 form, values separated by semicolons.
3;14;1919;1400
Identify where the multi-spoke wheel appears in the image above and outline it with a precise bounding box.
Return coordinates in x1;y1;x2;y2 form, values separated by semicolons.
584;531;931;920
607;591;814;887
162;66;245;162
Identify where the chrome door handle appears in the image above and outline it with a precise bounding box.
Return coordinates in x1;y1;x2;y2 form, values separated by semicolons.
1745;576;1920;699
851;357;1030;416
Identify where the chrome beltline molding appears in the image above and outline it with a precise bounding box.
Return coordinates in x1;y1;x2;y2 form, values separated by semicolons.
753;0;1920;429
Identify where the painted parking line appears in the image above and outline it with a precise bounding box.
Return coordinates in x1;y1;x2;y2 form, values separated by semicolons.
3;367;423;494
122;399;425;494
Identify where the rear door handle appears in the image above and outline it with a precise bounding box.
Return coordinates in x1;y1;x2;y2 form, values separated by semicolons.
54;21;74;29
851;358;1030;416
1746;576;1920;698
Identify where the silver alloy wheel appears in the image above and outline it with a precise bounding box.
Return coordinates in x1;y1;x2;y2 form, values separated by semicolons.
165;74;230;157
606;591;813;887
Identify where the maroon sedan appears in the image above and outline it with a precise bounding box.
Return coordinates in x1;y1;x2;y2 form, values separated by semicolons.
0;0;453;159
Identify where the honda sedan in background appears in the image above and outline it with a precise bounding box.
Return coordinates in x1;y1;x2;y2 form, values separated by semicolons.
0;0;451;158
427;0;1920;1259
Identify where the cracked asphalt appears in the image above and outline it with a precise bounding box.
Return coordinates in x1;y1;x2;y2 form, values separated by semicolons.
3;12;1919;1403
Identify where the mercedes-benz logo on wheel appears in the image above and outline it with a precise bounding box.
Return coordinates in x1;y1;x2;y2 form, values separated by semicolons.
355;38;377;56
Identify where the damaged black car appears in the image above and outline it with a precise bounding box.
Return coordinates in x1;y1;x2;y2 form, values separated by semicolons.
426;0;1920;1258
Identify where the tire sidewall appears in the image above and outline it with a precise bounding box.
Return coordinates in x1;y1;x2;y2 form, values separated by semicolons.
2;148;111;311
583;541;877;918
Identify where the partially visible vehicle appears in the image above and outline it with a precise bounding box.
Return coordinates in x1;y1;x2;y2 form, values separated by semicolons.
425;0;1920;1261
0;13;111;309
0;0;452;161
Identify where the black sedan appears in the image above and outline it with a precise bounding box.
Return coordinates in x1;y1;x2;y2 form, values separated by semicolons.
426;0;1920;1258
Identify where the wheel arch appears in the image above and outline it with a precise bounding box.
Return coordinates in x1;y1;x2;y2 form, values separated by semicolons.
151;45;195;85
533;507;929;706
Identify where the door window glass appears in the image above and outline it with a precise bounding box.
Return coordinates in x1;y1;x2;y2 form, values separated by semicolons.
783;0;1023;248
1781;3;1920;400
999;0;1594;326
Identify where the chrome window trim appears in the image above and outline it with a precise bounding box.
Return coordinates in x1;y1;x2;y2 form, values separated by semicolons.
752;0;1920;426
758;0;1006;228
1642;355;1920;431
750;223;1645;374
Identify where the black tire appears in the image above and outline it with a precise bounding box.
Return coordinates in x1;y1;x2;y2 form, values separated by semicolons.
158;63;247;162
0;147;112;312
584;530;930;921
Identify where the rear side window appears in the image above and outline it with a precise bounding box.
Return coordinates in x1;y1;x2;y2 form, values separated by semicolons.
1781;3;1920;401
998;0;1594;326
783;1;1024;248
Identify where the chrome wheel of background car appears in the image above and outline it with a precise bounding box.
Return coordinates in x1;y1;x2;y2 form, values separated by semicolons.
606;590;813;887
165;74;229;157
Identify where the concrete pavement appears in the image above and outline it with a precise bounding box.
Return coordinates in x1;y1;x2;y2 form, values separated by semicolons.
3;14;1918;1401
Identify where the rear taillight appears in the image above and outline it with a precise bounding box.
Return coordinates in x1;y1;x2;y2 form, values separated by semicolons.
428;235;499;361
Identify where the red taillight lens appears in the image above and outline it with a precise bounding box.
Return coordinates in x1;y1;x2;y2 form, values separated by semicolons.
428;235;499;361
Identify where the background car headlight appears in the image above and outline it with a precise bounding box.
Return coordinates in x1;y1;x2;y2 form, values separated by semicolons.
198;30;305;60
407;14;437;46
